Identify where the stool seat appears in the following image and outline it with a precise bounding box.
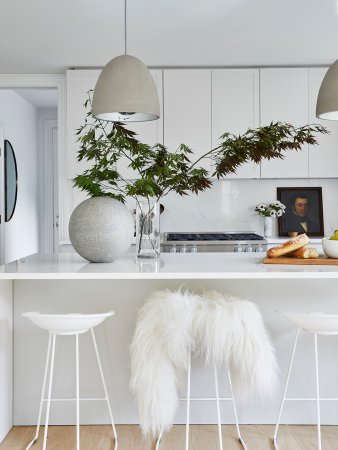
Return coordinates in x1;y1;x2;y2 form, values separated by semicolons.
274;310;338;450
280;311;338;335
22;311;115;335
23;310;117;450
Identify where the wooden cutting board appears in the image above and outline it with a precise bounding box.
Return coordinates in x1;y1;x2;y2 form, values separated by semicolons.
263;255;338;265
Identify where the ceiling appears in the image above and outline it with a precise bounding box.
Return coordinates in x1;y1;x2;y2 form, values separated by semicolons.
1;0;338;74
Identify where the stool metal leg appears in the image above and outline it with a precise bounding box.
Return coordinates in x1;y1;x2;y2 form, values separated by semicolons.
213;366;223;450
273;327;300;450
156;354;246;450
185;350;191;450
42;333;56;450
154;429;163;450
75;333;80;450
154;430;163;450
227;370;247;450
90;328;118;449
314;333;322;450
26;333;52;450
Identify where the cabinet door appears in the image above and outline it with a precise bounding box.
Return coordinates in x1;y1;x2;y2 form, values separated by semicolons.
66;69;100;180
163;69;212;172
309;68;338;177
260;68;309;178
212;69;260;178
66;69;163;180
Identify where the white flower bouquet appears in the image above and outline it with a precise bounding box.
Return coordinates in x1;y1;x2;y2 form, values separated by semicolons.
255;201;286;218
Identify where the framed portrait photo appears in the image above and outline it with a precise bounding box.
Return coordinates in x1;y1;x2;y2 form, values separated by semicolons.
277;187;324;237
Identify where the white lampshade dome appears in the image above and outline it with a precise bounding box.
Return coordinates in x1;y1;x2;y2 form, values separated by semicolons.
92;54;160;122
316;59;338;120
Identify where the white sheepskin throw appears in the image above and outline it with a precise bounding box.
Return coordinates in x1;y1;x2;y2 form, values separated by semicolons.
130;289;278;439
130;289;202;438
194;291;278;399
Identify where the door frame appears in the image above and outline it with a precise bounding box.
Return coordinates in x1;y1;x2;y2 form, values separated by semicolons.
41;119;58;253
0;75;66;253
0;122;4;265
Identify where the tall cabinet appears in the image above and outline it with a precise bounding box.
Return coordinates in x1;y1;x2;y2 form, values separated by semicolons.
308;67;338;178
163;69;212;171
211;69;260;178
260;68;309;178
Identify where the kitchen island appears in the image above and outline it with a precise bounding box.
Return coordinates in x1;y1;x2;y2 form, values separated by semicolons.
1;251;338;443
2;250;338;278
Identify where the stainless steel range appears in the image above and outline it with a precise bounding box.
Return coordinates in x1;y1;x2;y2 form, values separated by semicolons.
162;232;267;253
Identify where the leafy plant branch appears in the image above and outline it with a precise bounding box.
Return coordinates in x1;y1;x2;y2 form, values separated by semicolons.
73;92;328;204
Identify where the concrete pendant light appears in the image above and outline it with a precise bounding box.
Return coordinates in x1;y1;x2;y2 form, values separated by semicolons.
316;59;338;120
92;0;160;122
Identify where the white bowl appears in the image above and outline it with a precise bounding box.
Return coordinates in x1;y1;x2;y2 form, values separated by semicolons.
322;238;338;258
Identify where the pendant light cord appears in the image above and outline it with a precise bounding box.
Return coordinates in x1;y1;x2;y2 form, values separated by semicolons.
124;0;127;55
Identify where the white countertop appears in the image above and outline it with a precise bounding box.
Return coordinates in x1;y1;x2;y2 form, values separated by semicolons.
1;251;338;279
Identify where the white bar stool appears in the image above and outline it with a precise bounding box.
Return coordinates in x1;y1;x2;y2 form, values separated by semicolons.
155;351;247;450
22;311;118;450
274;311;338;450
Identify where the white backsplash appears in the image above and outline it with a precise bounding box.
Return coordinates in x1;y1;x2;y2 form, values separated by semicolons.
70;178;338;239
155;178;338;237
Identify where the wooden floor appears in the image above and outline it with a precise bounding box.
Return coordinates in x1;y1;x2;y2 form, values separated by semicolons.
1;424;338;449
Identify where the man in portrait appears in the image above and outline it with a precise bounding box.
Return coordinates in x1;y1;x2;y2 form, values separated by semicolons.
284;194;319;233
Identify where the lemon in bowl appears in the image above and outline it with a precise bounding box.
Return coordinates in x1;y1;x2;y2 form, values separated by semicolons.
322;237;338;258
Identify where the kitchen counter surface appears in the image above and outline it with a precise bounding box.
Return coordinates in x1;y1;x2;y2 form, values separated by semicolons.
1;251;338;279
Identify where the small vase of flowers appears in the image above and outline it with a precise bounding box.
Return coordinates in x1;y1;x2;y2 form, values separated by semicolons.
255;201;286;237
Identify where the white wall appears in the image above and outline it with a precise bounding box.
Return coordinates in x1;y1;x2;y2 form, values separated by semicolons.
0;91;39;262
0;280;13;442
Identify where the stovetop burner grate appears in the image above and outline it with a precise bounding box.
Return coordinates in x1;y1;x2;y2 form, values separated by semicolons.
165;232;265;242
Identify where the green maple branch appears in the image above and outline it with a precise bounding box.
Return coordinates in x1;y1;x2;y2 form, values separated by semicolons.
73;93;328;203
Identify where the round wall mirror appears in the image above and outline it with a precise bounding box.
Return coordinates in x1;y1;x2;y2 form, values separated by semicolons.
5;139;18;222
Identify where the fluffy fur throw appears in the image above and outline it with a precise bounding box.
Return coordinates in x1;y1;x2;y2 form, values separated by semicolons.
130;290;278;439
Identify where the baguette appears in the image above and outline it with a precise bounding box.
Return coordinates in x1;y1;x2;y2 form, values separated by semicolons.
288;246;319;259
267;233;309;258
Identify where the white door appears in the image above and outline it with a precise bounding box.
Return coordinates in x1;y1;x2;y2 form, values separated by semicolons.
0;122;4;265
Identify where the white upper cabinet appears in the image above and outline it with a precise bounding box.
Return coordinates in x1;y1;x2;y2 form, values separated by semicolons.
66;69;163;180
308;67;338;178
163;69;212;172
66;67;338;186
211;69;260;178
260;68;309;178
66;69;100;179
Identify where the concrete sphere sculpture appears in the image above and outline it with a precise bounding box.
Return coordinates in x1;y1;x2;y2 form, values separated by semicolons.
69;197;134;263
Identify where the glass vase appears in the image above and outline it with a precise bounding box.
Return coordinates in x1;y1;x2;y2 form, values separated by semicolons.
136;199;160;258
264;216;273;237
